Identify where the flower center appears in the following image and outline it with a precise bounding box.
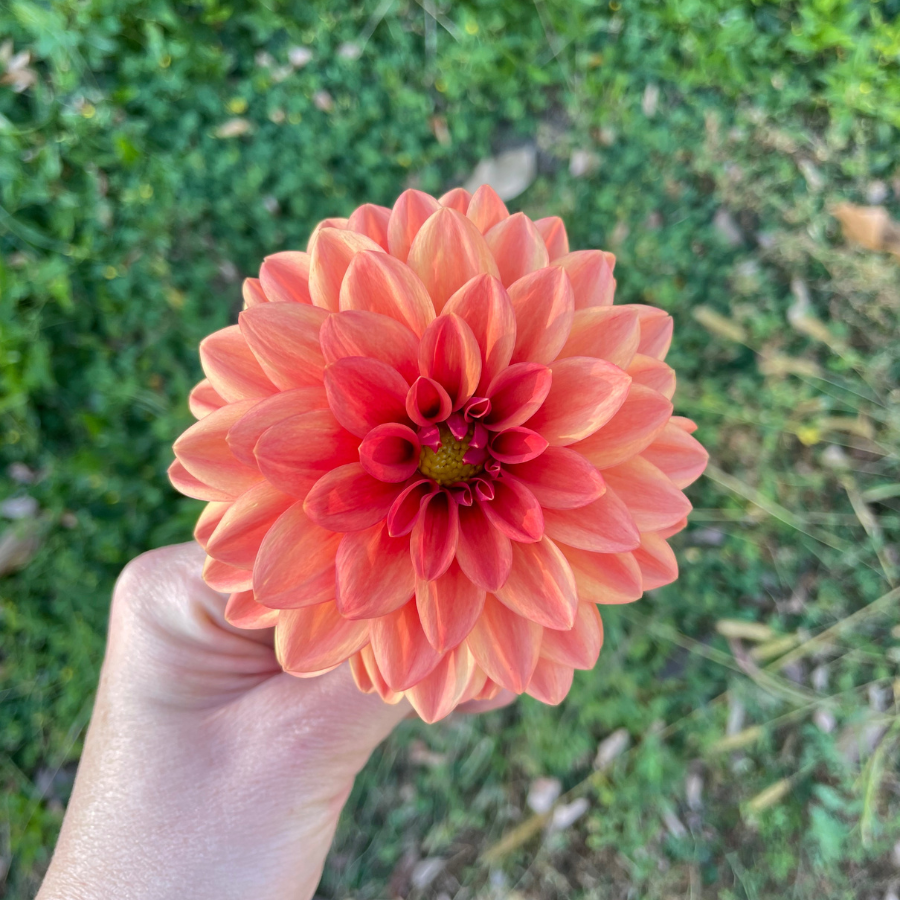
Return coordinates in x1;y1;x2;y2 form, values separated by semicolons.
418;424;484;486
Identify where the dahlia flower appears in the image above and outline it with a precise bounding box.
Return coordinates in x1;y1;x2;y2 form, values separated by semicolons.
170;185;707;722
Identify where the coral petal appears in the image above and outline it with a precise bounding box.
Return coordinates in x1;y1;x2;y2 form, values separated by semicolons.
304;463;403;532
627;353;676;399
224;591;280;629
253;502;341;608
505;446;605;509
484;212;550;286
559;306;641;369
347;203;391;250
407;207;500;313
259;251;312;304
203;556;253;592
324;356;410;438
306;217;348;251
359;423;421;483
559;544;643;604
416;560;486;652
640;422;709;488
571;384;673;470
525;658;574;705
321;308;419;384
194;500;231;549
551;249;616;309
308;227;385;311
466;184;509;233
406;377;453;426
410;489;459;581
484;362;552;431
254;409;358;498
387;479;432;537
494;537;578;629
387;189;441;263
526;357;631;446
189;379;226;419
466;594;541;693
601;457;692;532
276;602;369;674
239;303;328;390
479;477;544;543
622;305;673;359
336;523;415;619
406;646;474;722
508;267;575;365
488;427;548;464
542;487;641;552
242;277;268;309
438;186;472;212
200;325;277;402
540;602;603;669
168;459;235;502
418;314;482;410
633;532;679;589
370;600;442;691
338;250;435;338
456;502;513;592
534;216;569;260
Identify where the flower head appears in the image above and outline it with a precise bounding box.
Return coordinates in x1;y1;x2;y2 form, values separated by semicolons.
170;186;708;722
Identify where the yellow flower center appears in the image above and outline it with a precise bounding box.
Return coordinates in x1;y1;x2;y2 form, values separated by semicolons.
418;424;484;486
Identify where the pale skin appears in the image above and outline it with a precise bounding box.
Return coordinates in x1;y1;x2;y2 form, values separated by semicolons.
38;542;510;900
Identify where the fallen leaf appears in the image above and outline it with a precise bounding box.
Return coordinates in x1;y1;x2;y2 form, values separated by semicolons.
832;202;900;258
215;118;252;138
526;777;562;814
548;797;589;832
594;727;629;770
464;144;537;201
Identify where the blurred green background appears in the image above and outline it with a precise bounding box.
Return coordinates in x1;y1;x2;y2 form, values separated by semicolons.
2;1;900;897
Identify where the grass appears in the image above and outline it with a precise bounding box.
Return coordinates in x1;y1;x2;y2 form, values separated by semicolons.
1;0;899;897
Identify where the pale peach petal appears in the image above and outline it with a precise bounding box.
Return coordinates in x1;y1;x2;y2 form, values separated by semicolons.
633;532;679;590
526;357;631;446
466;594;541;693
670;415;698;434
508;267;575;365
194;500;231;549
168;459;235;502
349;650;376;693
571;384;673;470
206;481;295;569
388;190;441;263
525;658;573;705
601;457;692;532
321;309;419;384
306;217;349;252
173;400;263;496
189;379;226;419
619;304;673;359
551;249;616;309
560;543;643;604
276;602;369;674
626;353;676;399
416;560;486;653
559;306;641;369
339;251;435;337
542;487;641;553
534;216;569;260
203;556;253;592
418;314;482;410
242;277;268;309
224;590;280;629
370;599;442;691
346;203;391;250
259;251;312;304
466;184;509;233
252;502;341;608
406;645;475;722
540;602;603;669
308;227;385;311
407;207;500;313
438;186;471;212
443;274;516;396
200;325;277;403
658;517;688;539
484;212;550;286
239;303;328;390
640;422;709;488
494;537;578;630
352;645;404;703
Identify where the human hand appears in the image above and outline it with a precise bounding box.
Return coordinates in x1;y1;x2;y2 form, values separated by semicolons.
38;542;508;900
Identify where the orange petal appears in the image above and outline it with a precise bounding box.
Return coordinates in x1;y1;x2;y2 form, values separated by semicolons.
526;357;631;446
494;537;578;629
339;251;435;337
252;501;340;608
525;658;574;705
542;487;641;553
168;459;235;502
259;251;312;304
572;383;673;469
346;203;391;250
194;500;231;549
560;544;643;604
534;216;569;260
466;184;509;233
551;250;616;309
438;186;471;212
627;353;676;399
189;378;226;419
370;599;442;691
407;207;500;313
406;645;474;722
601;457;692;532
173;400;263;496
416;560;486;653
206;481;295;569
508;267;575;365
443;274;516;396
200;325;277;403
203;555;253;592
242;277;268;309
224;590;280;629
276;602;370;674
387;189;441;262
239;303;328;390
308;227;385;311
633;532;679;590
640;422;709;488
485;212;549;286
559;306;641;369
540;602;603;669
466;593;541;693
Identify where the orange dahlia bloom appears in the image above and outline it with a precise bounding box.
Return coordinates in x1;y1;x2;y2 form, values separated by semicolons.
170;185;708;722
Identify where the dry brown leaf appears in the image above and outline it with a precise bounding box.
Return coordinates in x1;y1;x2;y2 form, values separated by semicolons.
831;202;900;258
